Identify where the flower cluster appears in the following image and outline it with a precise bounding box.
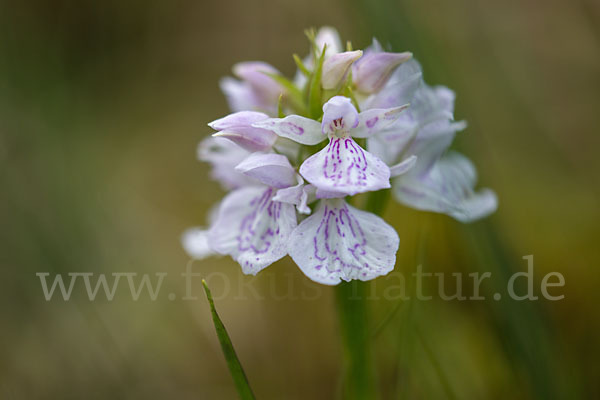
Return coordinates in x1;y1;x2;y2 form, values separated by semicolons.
183;27;497;285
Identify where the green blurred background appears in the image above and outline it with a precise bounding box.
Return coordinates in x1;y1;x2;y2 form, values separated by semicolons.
1;0;599;398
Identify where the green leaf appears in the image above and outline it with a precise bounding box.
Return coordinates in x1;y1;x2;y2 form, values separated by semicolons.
262;72;305;115
202;280;256;400
308;43;326;119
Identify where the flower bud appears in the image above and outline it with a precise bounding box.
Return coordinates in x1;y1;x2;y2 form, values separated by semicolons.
321;50;363;90
353;51;412;93
209;111;278;152
315;26;343;57
232;61;282;100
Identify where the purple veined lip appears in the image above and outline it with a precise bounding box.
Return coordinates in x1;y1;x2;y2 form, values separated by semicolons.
312;202;368;273
299;135;392;198
322;139;368;185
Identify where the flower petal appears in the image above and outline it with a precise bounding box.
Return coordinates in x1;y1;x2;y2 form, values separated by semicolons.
212;128;277;152
209;186;297;274
366;119;417;165
322;96;359;135
299;138;391;196
252;115;324;145
235;153;297;189
406;119;467;175
393;152;497;222
220;77;266;114
353;104;409;138
232;61;282;100
288;199;399;285
272;176;311;214
208;111;270;130
198;137;254;190
315;26;343;57
182;228;215;259
360;59;422;110
389;155;417;177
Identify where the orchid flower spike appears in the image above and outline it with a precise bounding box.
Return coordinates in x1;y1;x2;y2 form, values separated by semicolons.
184;26;497;286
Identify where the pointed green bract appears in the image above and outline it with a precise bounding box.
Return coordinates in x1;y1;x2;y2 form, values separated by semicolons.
293;53;310;77
308;43;326;119
261;71;306;115
202;280;256;400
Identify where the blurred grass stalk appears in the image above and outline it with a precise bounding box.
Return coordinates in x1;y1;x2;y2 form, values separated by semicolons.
336;281;377;400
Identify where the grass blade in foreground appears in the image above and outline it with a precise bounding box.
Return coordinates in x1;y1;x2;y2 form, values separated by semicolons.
202;279;256;400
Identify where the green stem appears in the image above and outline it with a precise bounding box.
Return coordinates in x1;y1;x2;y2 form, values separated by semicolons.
335;190;390;400
336;281;376;400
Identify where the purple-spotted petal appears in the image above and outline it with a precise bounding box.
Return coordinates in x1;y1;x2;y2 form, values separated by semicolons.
252;115;324;145
299;138;391;196
353;104;410;138
208;186;297;275
322;50;363;90
235;153;297;189
322;96;359;135
288;199;399;285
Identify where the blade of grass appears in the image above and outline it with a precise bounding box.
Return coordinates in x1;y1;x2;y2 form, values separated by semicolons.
202;280;256;400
